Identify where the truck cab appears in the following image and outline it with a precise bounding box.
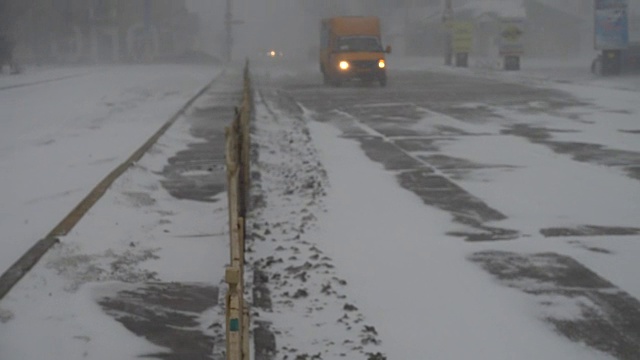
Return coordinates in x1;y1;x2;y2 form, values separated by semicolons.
320;17;391;87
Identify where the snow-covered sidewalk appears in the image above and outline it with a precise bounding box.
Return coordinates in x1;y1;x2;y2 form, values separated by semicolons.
1;64;235;359
0;64;220;275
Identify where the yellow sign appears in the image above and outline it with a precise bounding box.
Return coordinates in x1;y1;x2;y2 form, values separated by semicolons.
501;25;523;42
452;22;474;53
499;18;525;55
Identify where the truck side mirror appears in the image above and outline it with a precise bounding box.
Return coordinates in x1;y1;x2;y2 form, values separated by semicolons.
385;45;392;54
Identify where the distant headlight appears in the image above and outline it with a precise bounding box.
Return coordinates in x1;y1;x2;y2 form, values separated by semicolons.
269;50;276;57
378;59;386;69
339;61;350;70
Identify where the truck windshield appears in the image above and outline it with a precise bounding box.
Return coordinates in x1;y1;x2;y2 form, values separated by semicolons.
335;36;383;52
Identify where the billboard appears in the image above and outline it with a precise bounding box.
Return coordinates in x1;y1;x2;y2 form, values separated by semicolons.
499;18;525;56
595;0;629;49
452;22;474;53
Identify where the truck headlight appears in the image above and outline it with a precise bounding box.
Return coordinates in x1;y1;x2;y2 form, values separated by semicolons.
339;61;350;70
378;59;386;69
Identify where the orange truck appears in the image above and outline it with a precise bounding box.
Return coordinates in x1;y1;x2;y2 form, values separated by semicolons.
320;16;391;87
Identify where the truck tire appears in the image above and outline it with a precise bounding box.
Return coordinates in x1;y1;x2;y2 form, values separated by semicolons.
591;57;602;76
379;75;387;87
322;72;330;85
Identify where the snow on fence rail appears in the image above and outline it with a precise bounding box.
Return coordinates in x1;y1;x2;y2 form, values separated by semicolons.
224;61;252;360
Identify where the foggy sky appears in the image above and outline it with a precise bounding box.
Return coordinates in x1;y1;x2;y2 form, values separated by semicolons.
185;0;397;60
185;0;634;61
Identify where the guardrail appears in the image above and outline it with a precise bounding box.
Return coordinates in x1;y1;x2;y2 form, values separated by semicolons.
224;61;253;360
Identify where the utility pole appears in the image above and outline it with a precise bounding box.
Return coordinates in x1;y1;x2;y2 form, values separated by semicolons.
224;0;244;62
442;0;453;65
225;0;233;62
327;0;339;16
144;0;151;61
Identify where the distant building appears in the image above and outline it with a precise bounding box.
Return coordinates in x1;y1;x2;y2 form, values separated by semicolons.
394;0;596;59
5;0;199;64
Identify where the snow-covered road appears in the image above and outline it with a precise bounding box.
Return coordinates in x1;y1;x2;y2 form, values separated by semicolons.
1;58;639;360
247;58;640;360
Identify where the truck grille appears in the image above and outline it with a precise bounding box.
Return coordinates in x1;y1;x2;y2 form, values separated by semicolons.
352;60;377;70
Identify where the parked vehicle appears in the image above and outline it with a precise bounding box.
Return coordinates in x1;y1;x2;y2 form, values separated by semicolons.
319;16;391;87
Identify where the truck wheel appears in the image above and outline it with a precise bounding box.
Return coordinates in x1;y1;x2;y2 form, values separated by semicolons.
321;65;329;85
591;57;602;76
322;72;329;85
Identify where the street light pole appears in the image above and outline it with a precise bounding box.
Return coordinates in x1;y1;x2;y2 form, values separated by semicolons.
144;0;151;61
442;0;453;65
225;0;233;62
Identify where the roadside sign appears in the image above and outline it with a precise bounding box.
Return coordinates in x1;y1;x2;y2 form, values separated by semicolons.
499;18;525;56
452;22;474;53
594;0;629;49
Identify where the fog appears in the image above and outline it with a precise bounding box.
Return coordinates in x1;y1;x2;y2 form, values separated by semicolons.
186;0;397;61
1;0;636;66
186;0;615;63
